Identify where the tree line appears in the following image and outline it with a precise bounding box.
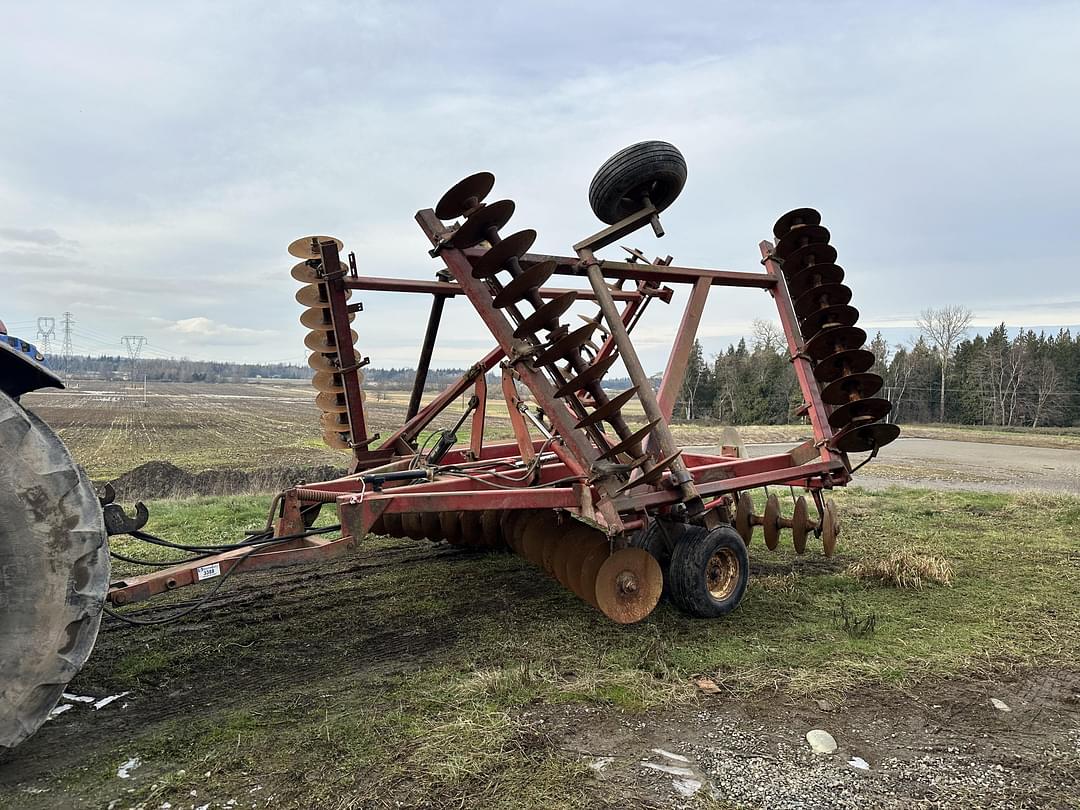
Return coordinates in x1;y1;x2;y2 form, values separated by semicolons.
676;308;1080;428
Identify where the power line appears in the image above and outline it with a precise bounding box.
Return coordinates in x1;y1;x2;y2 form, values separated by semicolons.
60;312;74;377
35;317;55;357
120;335;147;383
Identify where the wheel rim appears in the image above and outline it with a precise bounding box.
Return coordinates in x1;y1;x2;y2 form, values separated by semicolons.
706;547;741;601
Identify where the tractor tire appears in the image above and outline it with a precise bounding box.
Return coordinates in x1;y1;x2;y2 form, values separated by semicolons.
0;391;109;749
668;525;748;618
629;519;699;597
588;141;687;225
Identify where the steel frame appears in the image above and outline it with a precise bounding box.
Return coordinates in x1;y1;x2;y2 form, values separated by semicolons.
106;206;854;608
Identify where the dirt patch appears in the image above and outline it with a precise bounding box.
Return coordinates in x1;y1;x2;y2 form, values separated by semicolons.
101;459;346;499
548;668;1080;809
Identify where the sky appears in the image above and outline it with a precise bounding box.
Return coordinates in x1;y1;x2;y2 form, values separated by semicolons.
1;1;1078;373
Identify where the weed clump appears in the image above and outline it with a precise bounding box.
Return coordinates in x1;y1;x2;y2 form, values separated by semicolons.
847;550;954;589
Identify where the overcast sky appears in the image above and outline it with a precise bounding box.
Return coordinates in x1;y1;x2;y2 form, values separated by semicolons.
2;1;1077;372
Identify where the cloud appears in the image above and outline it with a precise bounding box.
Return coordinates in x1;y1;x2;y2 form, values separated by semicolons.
1;2;1077;368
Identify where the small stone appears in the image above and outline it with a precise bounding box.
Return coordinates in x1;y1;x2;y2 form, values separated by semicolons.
806;729;838;754
991;698;1011;712
695;677;721;694
848;756;870;770
814;698;835;712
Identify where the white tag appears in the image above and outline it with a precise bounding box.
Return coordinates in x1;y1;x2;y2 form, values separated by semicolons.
196;563;221;581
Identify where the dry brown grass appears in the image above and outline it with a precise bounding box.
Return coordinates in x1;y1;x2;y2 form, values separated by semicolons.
847;549;954;589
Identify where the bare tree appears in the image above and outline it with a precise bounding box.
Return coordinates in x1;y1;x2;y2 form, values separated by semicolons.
751;319;784;355
917;305;973;422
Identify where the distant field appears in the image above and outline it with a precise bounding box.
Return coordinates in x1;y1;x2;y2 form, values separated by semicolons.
19;380;1080;481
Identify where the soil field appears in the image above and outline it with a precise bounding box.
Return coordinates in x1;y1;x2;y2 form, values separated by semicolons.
1;488;1079;808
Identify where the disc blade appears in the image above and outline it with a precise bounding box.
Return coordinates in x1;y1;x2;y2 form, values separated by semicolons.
575;387;639;429
782;243;838;274
794;283;853;320
470;229;536;278
813;348;876;383
785;263;845;299
450;199;516;249
791;496;810;554
291;260;348;284
514;291;577;338
435;172;495;220
804;326;867;362
555;353;619;398
735;491;754;545
827;397;892;430
288;235;343;260
493;260;556;308
832;421;900;454
821;372;883;406
322;430;351;449
774;224;830;260
763;493;781;551
598;419;661;461
773;207;822;240
305;328;358;353
594;548;662;624
531;323;597;368
576;544;611;607
300;307;356;330
800;304;860;338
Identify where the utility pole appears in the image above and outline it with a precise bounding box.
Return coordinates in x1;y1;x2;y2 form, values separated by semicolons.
120;335;147;386
60;312;74;377
35;317;56;357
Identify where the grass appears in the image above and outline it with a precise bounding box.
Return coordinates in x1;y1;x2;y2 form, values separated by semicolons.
6;486;1078;809
848;549;954;588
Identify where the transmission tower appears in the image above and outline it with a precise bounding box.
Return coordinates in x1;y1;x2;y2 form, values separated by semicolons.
35;317;56;357
60;311;74;375
121;335;147;384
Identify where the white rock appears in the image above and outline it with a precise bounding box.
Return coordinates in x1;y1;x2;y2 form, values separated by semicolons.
651;748;690;763
61;693;96;704
848;756;870;770
46;704;72;720
991;698;1011;712
673;777;703;797
116;757;142;779
641;761;696;777
806;729;838;754
588;757;615;773
94;692;132;710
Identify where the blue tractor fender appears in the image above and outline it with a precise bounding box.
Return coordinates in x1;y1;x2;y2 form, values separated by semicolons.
0;323;64;399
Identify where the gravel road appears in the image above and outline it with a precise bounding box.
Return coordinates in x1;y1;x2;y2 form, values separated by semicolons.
687;437;1080;495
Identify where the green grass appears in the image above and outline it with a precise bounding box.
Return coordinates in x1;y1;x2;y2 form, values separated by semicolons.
6;487;1080;809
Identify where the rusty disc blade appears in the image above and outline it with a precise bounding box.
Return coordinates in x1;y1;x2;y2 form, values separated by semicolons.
481;510;503;548
598;418;661;461
435;172;496;220
300;306;356;331
421;512;443;541
319;411;349;430
785;263;845;299
458;510;483;546
773;207;822;240
800;304;860;338
575;387;639;429
401;512;426;541
322;430;351;449
804;325;867;362
615;450;683;493
565;536;607;598
540;532;562;574
308;352;340;372
531;323;597;368
774;225;831;261
781;242;839;274
832;420;900;454
519;513;552;566
312;371;347;394
514;291;578;338
502;510;531;553
763;493;781;551
594;548;663;624
794;283;853;320
735;491;754;545
305;328;358;353
296;284;352;308
828;397;892;430
493;260;556;308
576;543;611;607
450;199;516;249
821;500;840;556
821;372;883;406
555;353;619;398
552;525;595;587
791;496;810;554
438;511;463;545
470;228;536;279
288;235;344;260
380;511;403;537
316;391;349;413
813;348;876;383
291;259;348;284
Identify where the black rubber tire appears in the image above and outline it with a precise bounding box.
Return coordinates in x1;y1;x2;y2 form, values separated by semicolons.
0;392;109;749
588;141;687;225
668;525;749;618
630;520;700;597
